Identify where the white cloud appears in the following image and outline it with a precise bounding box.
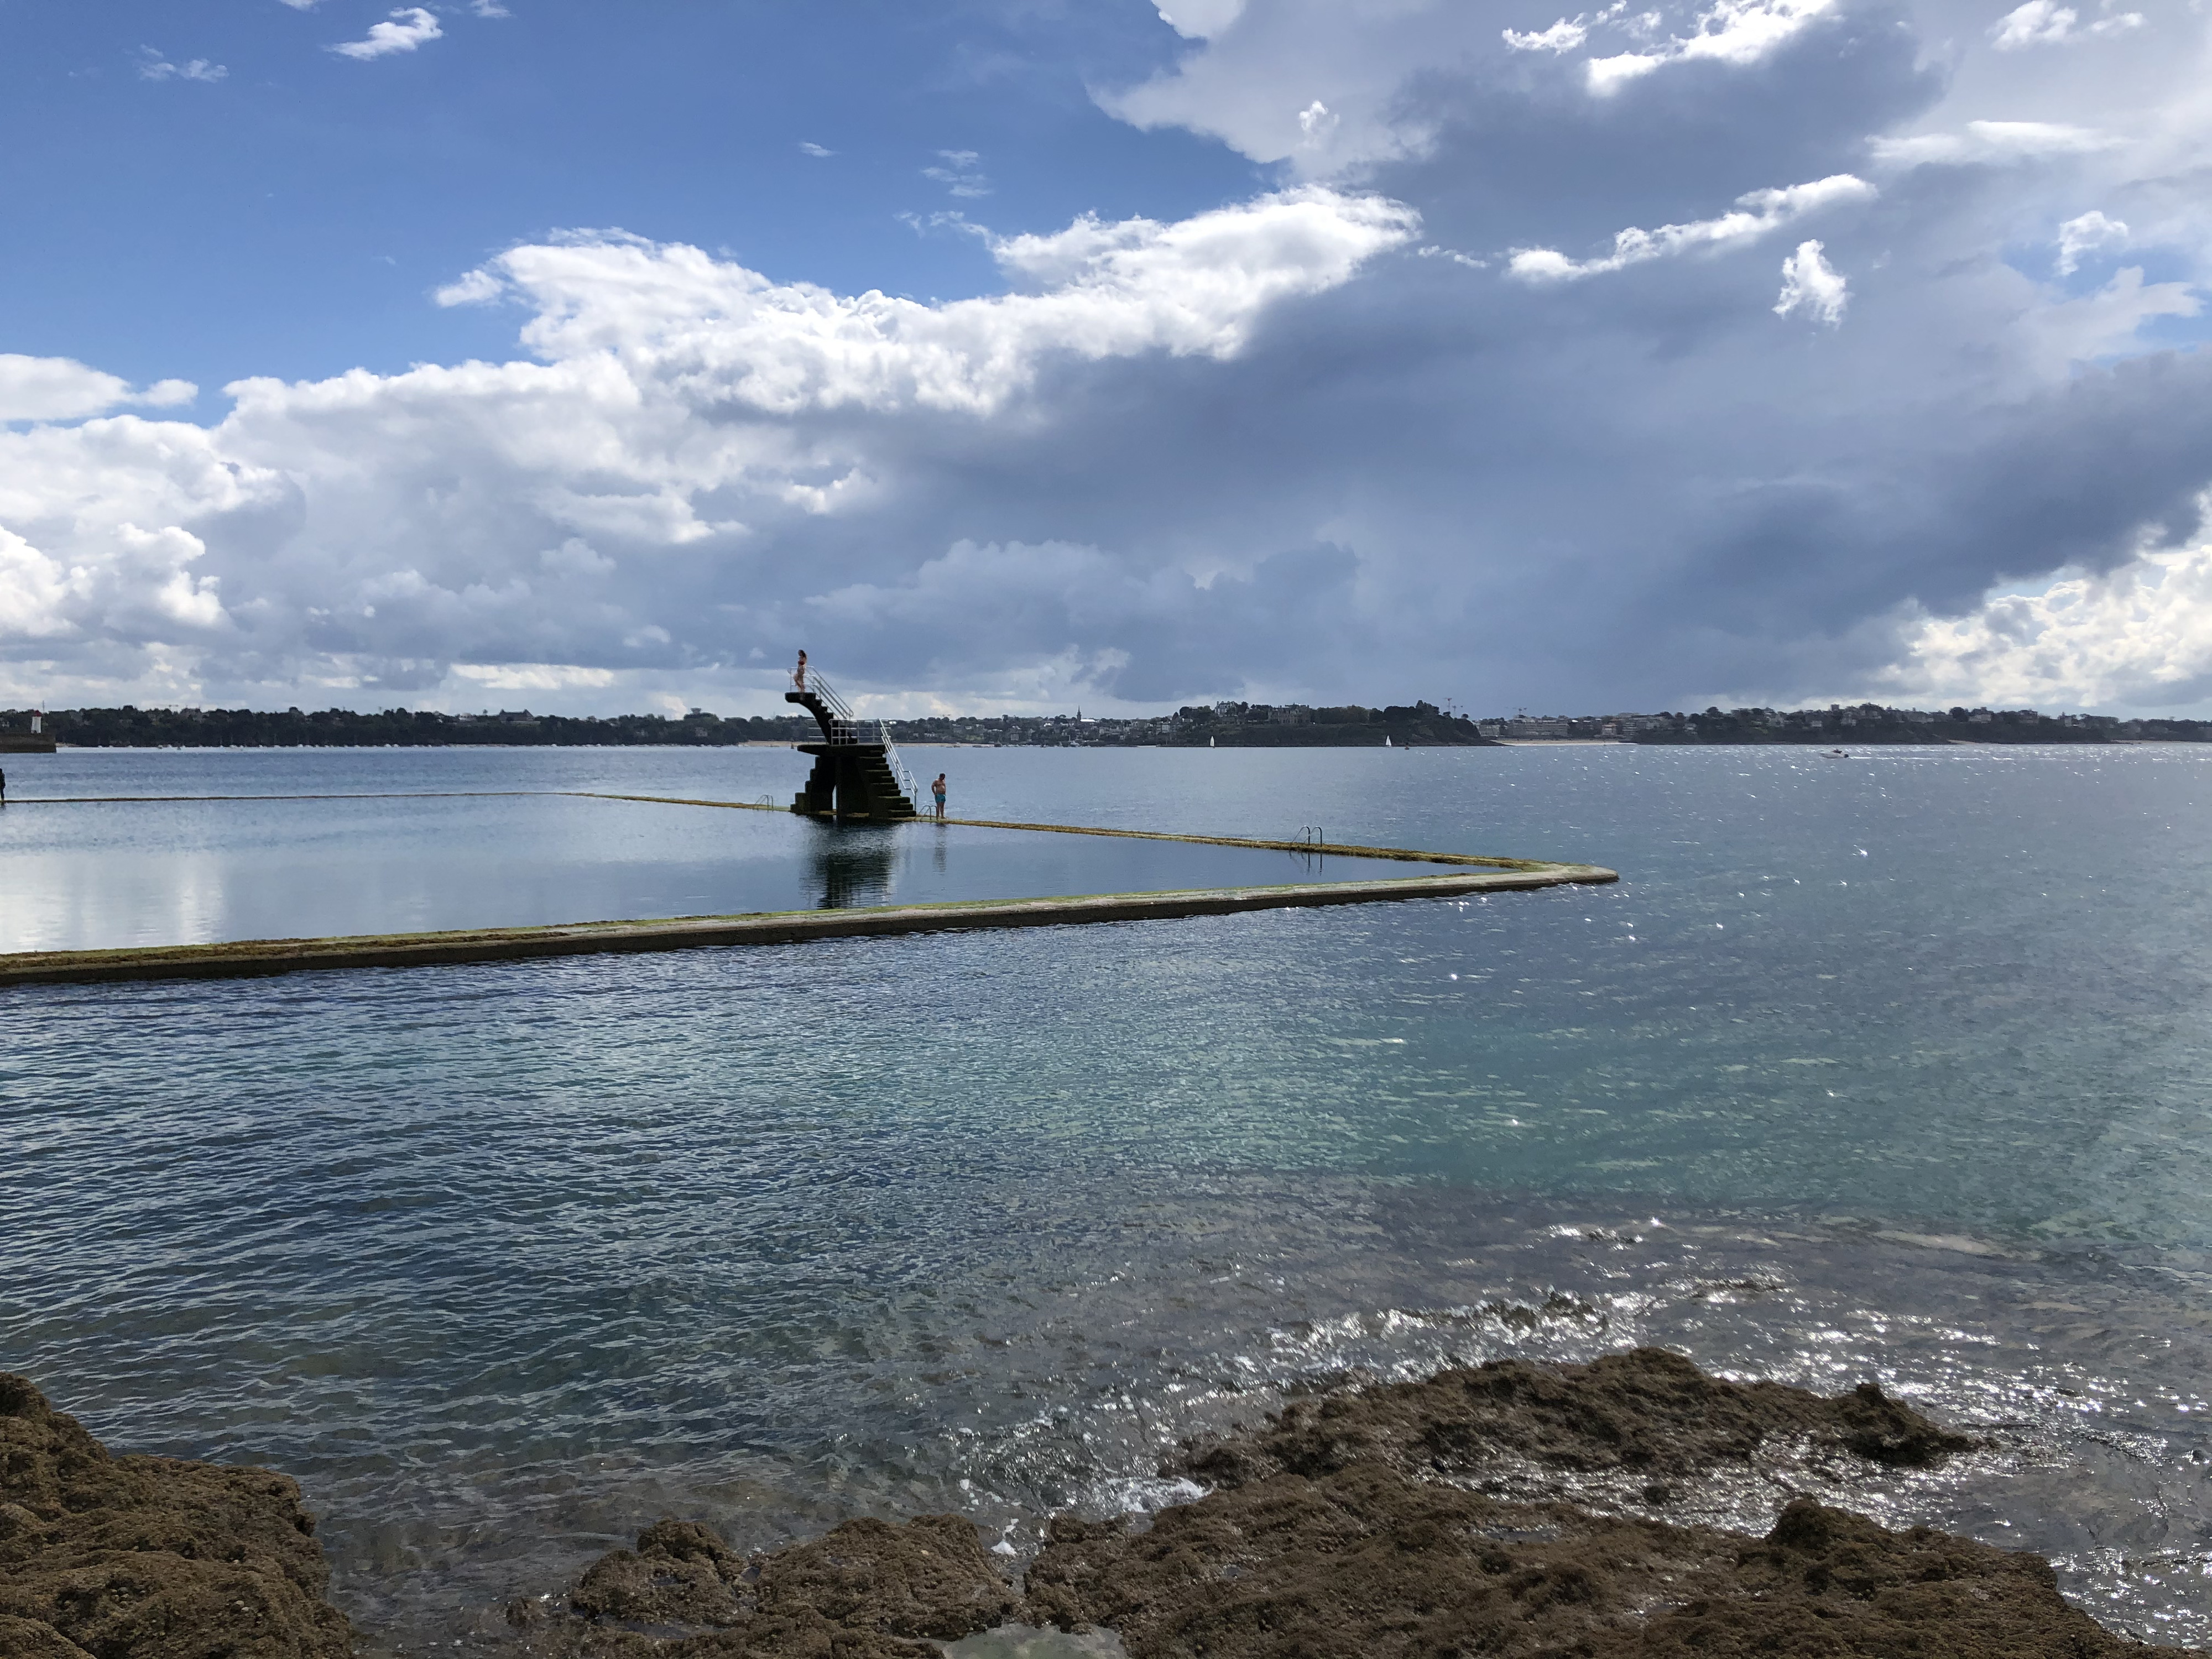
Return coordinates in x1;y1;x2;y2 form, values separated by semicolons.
1110;0;1848;172
457;190;1414;417
0;514;229;646
434;269;506;307
1503;18;1589;52
331;8;444;60
138;49;228;82
471;0;513;15
0;357;195;422
1509;174;1870;281
1774;238;1848;324
1882;536;2212;709
1587;0;1839;93
799;142;836;158
1990;0;2144;49
2056;209;2129;274
1870;120;2116;168
0;191;1414;702
1296;100;1338;143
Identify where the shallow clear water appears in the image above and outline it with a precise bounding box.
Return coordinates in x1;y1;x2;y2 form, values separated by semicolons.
4;742;2212;1651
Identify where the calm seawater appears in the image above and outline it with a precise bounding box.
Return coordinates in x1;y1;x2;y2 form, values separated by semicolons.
4;743;2212;1650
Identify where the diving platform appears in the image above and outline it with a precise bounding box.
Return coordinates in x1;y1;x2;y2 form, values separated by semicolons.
785;673;921;822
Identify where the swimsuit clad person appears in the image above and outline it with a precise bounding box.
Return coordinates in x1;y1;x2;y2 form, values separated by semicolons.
931;773;947;819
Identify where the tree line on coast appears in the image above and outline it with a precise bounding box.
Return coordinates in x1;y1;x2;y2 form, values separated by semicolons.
8;698;2208;748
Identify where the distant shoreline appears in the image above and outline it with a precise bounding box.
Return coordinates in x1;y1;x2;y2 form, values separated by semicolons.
8;697;2210;749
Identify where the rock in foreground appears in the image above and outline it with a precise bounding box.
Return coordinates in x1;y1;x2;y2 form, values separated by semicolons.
534;1347;2198;1659
512;1511;1018;1657
1026;1347;2183;1658
0;1373;352;1659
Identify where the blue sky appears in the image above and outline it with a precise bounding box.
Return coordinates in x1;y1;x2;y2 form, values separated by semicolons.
1;2;1254;389
3;0;2210;718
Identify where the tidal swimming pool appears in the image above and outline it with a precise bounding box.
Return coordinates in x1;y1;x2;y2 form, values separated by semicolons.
0;754;1493;954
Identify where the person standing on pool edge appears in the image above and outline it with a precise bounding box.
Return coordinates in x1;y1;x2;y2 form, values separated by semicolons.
931;773;947;820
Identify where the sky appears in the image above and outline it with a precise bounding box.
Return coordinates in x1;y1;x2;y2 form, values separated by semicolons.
2;0;2209;719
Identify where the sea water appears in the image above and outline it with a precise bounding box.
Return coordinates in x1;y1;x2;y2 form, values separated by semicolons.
3;742;2211;1651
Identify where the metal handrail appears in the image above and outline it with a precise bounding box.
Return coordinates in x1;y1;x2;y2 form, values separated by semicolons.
796;671;854;720
793;668;921;808
874;722;923;808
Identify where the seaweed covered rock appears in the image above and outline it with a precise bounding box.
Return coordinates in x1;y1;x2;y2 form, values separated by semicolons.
521;1511;1016;1657
1024;1467;2185;1659
1179;1347;1975;1490
0;1373;352;1659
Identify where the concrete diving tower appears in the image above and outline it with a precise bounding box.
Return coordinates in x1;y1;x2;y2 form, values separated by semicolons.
785;673;921;822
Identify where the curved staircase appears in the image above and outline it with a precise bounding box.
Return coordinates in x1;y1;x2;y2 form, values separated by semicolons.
785;674;920;821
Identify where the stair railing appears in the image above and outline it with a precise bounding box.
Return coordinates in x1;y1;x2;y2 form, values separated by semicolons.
796;670;922;811
873;722;923;808
800;672;860;743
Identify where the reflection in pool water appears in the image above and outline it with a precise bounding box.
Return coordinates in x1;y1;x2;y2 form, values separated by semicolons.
810;826;900;910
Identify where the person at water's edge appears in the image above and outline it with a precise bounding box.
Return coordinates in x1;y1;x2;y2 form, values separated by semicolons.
794;649;807;691
932;772;947;818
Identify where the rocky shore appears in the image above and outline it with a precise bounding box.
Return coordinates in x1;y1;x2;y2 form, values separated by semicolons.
0;1373;351;1658
6;1350;2200;1658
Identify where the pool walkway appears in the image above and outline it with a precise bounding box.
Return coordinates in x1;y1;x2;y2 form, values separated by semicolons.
0;793;1616;987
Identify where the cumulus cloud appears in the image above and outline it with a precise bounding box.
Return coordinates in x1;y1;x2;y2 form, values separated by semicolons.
10;0;2212;718
799;142;836;158
1584;0;1839;93
0;192;1417;706
2055;209;2128;274
1508;174;1870;281
1503;18;1589;53
0;357;195;422
434;268;505;307
1773;238;1847;324
1990;0;2144;50
331;8;444;60
1881;535;2212;709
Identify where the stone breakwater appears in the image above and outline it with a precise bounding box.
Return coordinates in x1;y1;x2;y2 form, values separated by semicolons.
7;1351;2200;1658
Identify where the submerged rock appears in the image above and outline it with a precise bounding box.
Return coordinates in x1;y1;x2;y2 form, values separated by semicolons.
0;1372;352;1659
